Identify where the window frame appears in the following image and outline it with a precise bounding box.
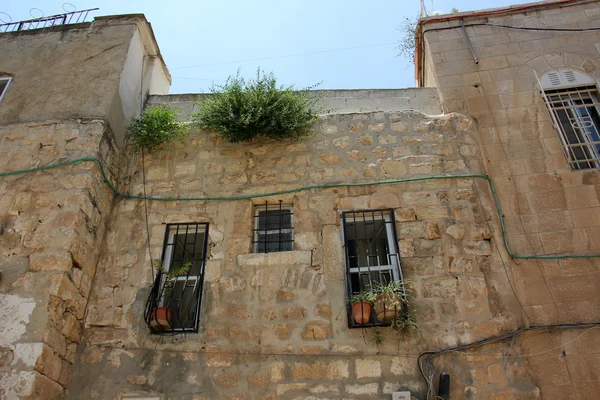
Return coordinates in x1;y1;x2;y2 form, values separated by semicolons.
538;69;600;170
252;202;294;253
0;76;12;102
144;222;209;334
341;208;405;328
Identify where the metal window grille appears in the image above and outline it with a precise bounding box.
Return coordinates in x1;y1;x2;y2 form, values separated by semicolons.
252;201;294;253
0;9;99;33
541;84;600;170
342;209;405;328
0;77;11;102
144;223;209;334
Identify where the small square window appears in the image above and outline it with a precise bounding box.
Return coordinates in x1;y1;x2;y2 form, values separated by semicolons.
144;223;209;333
252;202;294;253
0;76;12;102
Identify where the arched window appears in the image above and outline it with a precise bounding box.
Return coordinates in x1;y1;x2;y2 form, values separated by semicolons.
0;75;11;102
539;68;600;170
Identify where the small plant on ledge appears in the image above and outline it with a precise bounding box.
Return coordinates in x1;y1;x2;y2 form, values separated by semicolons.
127;105;189;152
192;69;323;143
393;309;418;336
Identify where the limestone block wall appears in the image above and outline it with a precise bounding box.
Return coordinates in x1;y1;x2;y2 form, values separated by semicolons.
71;108;545;399
420;1;600;397
0;120;119;398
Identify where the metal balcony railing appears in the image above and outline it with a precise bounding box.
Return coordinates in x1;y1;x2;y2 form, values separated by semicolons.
0;8;99;33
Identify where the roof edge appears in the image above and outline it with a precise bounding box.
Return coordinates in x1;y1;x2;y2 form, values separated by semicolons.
414;0;590;87
93;14;171;84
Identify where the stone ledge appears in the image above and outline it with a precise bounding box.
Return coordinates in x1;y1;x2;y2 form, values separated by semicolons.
238;251;312;268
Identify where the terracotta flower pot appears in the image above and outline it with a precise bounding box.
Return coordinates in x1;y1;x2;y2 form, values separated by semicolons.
352;301;372;324
374;293;402;323
150;307;172;330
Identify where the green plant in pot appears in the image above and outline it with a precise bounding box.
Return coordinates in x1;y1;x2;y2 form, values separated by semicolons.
373;280;410;323
349;290;376;325
149;260;192;330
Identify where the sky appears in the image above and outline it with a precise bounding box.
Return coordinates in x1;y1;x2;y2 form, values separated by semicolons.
2;0;524;94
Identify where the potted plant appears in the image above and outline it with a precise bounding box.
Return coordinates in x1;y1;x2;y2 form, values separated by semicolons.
149;260;192;330
373;280;408;323
349;290;376;325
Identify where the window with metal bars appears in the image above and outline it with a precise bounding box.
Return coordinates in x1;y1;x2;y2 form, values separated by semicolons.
538;68;600;170
543;85;600;169
252;201;294;253
342;209;404;328
144;223;209;333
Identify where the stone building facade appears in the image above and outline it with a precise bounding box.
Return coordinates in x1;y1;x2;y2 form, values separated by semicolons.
0;1;599;399
418;0;600;398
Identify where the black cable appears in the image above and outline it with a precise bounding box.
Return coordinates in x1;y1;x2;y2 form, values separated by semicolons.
141;146;154;278
423;22;600;35
418;322;600;398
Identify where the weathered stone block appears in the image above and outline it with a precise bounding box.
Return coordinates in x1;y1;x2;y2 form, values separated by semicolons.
422;277;459;298
463;240;492;255
368;123;385;133
319;153;341;164
355;359;381;379
34;344;62;383
390;357;413;375
345;383;378;395
29;250;73;272
348;123;364;132
48;274;86;319
301;321;331;340
269;362;285;382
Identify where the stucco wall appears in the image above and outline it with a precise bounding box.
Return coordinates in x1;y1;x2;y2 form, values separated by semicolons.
0;15;170;147
421;1;600;398
0;21;134;125
147;88;443;121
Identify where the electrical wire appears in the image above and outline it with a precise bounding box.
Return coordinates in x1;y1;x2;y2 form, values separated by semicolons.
1;156;600;261
418;322;600;400
424;22;600;35
170;42;398;70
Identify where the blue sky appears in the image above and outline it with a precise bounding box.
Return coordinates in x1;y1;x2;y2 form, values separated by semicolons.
2;0;522;93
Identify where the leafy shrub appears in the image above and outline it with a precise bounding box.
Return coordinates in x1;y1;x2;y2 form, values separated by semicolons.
193;70;322;143
398;16;418;64
128;105;188;152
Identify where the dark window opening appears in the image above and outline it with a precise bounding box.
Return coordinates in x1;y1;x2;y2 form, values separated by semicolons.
252;201;294;253
144;223;209;334
342;209;405;328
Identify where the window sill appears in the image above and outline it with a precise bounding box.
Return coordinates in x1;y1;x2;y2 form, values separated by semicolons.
238;250;311;268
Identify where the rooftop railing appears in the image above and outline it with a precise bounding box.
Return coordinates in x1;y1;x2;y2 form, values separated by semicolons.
0;8;98;33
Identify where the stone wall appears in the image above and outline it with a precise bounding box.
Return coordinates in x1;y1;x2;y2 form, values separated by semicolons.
0;14;169;399
421;1;600;398
70;107;545;399
0;119;119;399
